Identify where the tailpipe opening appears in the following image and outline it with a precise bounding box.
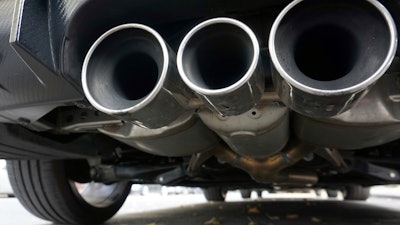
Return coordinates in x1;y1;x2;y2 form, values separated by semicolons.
82;24;189;128
269;0;397;117
178;18;264;116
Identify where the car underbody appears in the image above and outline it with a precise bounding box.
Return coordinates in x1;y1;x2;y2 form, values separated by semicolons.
1;0;400;223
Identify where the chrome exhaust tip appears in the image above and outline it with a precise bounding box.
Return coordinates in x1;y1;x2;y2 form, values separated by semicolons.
269;0;397;117
177;17;264;116
82;24;189;128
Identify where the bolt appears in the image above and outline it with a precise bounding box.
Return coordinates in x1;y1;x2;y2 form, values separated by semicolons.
159;176;164;183
389;172;397;178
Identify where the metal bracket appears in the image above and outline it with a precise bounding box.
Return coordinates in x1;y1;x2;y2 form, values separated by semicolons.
57;108;122;133
90;164;187;184
315;148;350;172
155;166;187;185
187;151;214;173
352;160;400;181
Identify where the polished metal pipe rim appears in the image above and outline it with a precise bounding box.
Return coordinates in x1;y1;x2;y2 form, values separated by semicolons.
268;0;397;96
82;23;170;114
177;17;260;96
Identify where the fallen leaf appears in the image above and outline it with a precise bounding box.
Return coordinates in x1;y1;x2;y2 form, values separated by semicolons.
248;217;257;225
286;214;299;220
311;217;321;223
146;223;156;225
248;206;260;214
204;217;221;225
266;213;280;220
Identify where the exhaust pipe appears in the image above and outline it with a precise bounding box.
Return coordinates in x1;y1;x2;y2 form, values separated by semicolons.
82;24;190;128
177;18;264;116
269;0;397;117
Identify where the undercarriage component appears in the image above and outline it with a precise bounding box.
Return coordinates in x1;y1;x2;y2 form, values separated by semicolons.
269;0;397;117
177;17;264;116
198;101;289;158
212;143;318;184
56;108;122;133
0;124;100;159
90;163;186;184
344;185;370;201
202;187;227;202
295;73;400;149
3;0;400;224
351;160;400;181
99;112;219;156
315;148;349;170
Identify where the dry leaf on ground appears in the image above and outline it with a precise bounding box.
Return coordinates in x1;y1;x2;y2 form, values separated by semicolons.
248;217;257;225
286;214;299;220
204;217;221;225
247;206;260;214
266;213;280;220
311;217;321;223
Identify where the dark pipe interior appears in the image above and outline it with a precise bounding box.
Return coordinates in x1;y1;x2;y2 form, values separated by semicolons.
273;0;392;90
182;23;254;90
196;36;249;89
85;28;163;110
294;25;359;81
113;53;158;100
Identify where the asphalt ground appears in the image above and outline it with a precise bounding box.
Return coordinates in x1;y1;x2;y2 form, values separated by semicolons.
0;190;399;225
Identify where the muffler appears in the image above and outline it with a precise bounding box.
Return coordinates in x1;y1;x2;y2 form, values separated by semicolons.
177;18;264;116
269;0;397;117
82;24;191;128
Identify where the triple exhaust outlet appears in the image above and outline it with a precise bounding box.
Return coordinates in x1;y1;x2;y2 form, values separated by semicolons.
82;0;397;129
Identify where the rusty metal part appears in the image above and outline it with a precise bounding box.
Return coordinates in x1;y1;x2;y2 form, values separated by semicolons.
212;142;318;184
